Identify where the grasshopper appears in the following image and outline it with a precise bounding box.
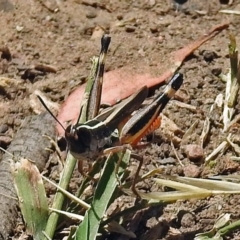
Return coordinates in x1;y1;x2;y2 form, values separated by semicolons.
38;35;183;197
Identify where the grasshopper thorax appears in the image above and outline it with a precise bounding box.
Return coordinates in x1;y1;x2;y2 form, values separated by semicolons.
65;122;111;161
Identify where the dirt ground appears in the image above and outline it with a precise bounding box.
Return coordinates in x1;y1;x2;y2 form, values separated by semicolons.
1;0;240;239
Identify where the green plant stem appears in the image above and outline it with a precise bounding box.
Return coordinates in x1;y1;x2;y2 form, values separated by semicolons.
44;154;77;239
44;57;99;240
218;219;240;236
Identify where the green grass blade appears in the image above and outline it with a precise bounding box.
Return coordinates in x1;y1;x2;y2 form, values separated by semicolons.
76;150;131;240
79;56;99;123
12;158;48;240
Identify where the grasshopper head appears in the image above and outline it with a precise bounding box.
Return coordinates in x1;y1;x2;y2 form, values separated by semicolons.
65;124;93;160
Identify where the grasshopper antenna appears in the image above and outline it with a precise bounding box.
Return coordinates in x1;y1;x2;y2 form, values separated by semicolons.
37;95;66;131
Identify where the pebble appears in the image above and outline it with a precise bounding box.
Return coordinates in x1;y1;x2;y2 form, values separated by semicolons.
86;11;97;19
0;124;8;134
201;50;218;62
183;164;201;177
179;211;196;228
183;144;204;162
211;67;222;76
0;135;12;148
148;0;156;7
117;15;123;20
125;25;136;33
150;25;158;33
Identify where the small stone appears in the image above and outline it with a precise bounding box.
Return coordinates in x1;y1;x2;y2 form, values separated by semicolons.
183;164;201;177
45;15;52;21
178;211;196;228
0;135;12;148
184;144;204;162
117;14;123;20
211;67;222;76
86;11;97;19
125;25;136;33
0;124;8;134
150;25;158;33
201;50;218;62
16;25;24;32
148;0;156;7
